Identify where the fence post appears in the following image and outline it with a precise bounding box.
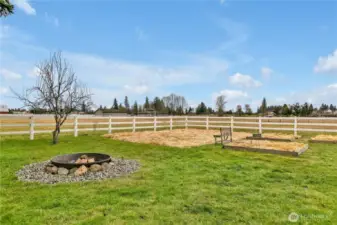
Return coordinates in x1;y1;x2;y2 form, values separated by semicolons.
258;116;262;134
294;116;297;137
170;116;173;130
74;115;78;137
108;116;112;134
206;116;209;130
132;116;136;132
29;116;34;140
154;116;157;131
185;116;188;129
230;116;234;134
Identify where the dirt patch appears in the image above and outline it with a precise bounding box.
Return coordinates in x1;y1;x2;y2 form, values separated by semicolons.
103;129;250;148
226;140;306;152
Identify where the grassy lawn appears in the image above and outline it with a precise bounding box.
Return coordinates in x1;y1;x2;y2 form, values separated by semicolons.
1;133;336;224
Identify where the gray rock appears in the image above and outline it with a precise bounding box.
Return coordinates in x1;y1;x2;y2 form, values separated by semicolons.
89;164;102;172
16;159;140;184
69;167;77;174
45;166;58;174
58;167;69;175
102;162;111;171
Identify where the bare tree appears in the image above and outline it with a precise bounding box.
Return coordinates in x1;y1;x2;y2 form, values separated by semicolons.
216;95;227;116
12;51;92;144
162;93;188;114
244;104;252;115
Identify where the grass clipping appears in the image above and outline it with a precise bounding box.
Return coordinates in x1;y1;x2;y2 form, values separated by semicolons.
311;134;337;141
226;140;306;152
103;129;251;148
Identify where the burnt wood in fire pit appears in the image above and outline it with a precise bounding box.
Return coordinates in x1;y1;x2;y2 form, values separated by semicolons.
51;153;111;169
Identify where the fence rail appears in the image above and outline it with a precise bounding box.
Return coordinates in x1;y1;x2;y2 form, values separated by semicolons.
0;115;336;140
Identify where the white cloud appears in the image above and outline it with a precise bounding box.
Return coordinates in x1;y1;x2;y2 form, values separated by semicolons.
212;89;250;110
314;49;337;74
0;69;22;80
220;0;225;5
27;67;41;78
12;0;36;15
261;67;273;79
217;89;248;100
328;83;337;89
278;83;337;107
65;52;228;89
229;73;262;88
135;27;147;41
124;84;149;95
45;12;59;27
0;87;8;95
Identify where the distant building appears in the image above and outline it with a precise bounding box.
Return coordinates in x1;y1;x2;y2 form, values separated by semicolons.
0;105;9;114
266;111;275;117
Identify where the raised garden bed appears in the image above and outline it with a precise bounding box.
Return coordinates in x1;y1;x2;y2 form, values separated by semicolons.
246;133;300;142
223;140;308;156
310;135;337;144
246;136;295;142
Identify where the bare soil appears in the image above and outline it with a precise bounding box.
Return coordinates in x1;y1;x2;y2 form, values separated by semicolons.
103;129;251;148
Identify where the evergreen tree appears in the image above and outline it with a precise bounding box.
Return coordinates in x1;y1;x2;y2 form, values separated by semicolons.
260;97;267;115
144;96;150;110
301;102;309;116
153;97;164;112
282;104;290;116
113;98;118;110
293;103;301;116
319;103;329;111
308;104;314;115
188;107;193;113
124;96;130;109
196;102;207;114
132;101;138;115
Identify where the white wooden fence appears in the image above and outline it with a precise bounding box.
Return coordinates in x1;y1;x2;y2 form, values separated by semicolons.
0;115;336;140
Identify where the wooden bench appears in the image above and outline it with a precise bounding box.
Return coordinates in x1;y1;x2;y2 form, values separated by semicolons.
213;127;232;145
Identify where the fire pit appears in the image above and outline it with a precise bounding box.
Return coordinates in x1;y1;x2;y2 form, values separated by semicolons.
16;155;140;184
51;153;111;169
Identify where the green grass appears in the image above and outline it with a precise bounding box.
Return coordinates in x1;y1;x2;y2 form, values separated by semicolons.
1;133;337;224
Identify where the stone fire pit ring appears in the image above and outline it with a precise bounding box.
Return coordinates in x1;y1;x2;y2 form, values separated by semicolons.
51;153;111;169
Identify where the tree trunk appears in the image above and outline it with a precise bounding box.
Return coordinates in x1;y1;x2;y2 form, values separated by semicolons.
52;123;61;144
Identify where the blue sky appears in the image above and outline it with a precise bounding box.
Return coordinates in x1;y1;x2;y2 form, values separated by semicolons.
0;0;336;110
